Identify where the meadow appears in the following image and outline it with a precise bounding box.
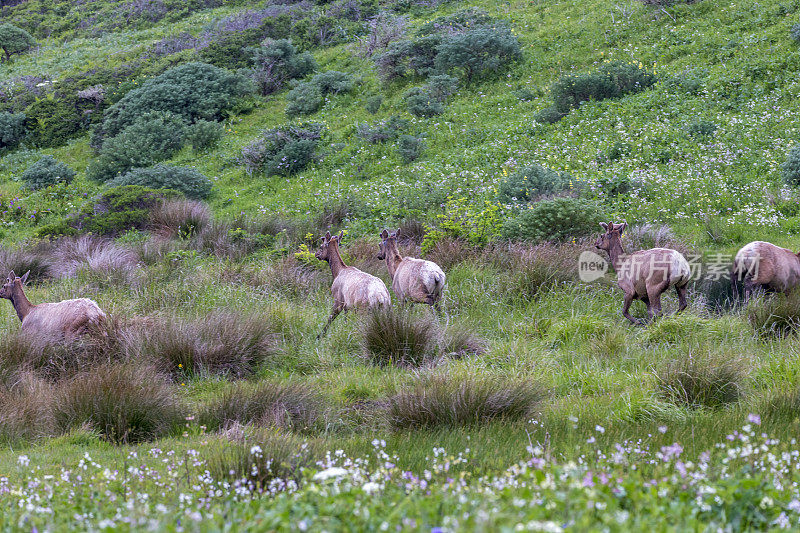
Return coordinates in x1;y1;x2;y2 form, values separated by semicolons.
2;0;800;529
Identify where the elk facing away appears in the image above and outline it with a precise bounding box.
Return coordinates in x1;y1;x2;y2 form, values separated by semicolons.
316;231;390;337
378;229;446;312
0;270;107;337
732;241;800;300
595;222;690;325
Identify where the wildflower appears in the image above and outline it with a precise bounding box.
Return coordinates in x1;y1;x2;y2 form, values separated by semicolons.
17;455;29;467
313;467;348;481
595;425;605;434
748;413;761;425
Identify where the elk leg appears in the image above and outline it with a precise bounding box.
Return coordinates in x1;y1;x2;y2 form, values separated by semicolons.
318;306;343;339
676;284;688;313
622;293;642;326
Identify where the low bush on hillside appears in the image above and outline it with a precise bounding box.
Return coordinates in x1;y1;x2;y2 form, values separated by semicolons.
364;94;383;114
108;165;213;200
404;74;459;117
396;134;425;162
87;112;187;182
361;308;440;367
98;62;251;140
187;120;224;151
24;97;83;148
53;363;182;444
198;381;324;432
655;350;748;409
501;198;604;243
421;197;502;253
285;71;354;117
546;61;656;119
37;186;177;238
782;145;800;187
357;116;409;143
21;156;76;190
0;112;27;150
0;23;36;62
497;163;573;204
239;122;325;176
434;26;522;82
387;373;546;429
251;39;316;95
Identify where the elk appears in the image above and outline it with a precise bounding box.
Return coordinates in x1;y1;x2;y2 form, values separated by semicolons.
378;228;446;312
595;222;690;325
315;231;390;337
0;271;108;337
732;241;800;300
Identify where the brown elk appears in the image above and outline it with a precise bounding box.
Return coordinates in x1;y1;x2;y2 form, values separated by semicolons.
595;222;690;325
732;241;800;300
377;229;446;313
315;231;390;337
0;271;107;337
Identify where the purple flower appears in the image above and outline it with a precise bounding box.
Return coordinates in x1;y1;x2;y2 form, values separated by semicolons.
747;413;761;425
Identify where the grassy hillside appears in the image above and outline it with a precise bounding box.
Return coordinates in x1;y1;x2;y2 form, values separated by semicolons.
2;0;800;529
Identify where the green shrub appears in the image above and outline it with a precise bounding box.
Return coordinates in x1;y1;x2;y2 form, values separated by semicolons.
251;39;316;95
421;197;502;252
311;70;354;94
501;198;604;243
87;112;187;182
792;22;800;43
404;74;458;117
187;120;224;151
24;97;83;148
108;165;212;200
99;62;251;140
374;34;441;81
37;186;176;238
497;163;572;204
434;26;522;81
365;95;383;114
239;123;324;176
0;112;27;150
550;61;656;115
533;106;565;124
357;116;408;143
21;156;76;190
686;120;716;139
781;145;800;186
285;82;324;117
396;134;425;163
0;23;36;62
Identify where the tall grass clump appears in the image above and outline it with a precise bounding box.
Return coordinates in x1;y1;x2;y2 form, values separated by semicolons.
361;308;440;367
388;373;546;429
493;243;580;300
0;244;51;283
51;234;142;285
655;351;748;409
747;289;800;337
198;382;324;432
149;198;212;238
125;312;280;378
0;373;53;444
206;429;322;489
53;363;182;443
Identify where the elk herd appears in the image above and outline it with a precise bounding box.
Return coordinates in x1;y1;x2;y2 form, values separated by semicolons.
2;222;800;338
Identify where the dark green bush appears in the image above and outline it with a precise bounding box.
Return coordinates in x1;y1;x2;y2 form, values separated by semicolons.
356;116;408;143
365;95;383;114
550;61;656;115
792;22;800;43
87;112;187;182
0;23;36;62
285;82;324;117
396;134;425;163
782;145;800;187
497;163;572;204
311;70;354;94
501;198;604;243
533;106;565;124
374;34;441;81
37;186;177;238
99;62;251;140
251;39;316;95
187;120;224;150
434;26;522;81
0;112;26;150
404;74;458;117
239;123;325;176
108;165;212;200
21;156;76;190
417;8;494;36
24;97;83;148
686;119;717;139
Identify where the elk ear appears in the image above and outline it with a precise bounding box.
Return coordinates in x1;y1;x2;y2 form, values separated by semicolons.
338;230;344;242
619;222;627;235
20;271;29;285
395;227;401;237
380;229;389;239
599;222;608;231
8;271;15;282
324;231;332;241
